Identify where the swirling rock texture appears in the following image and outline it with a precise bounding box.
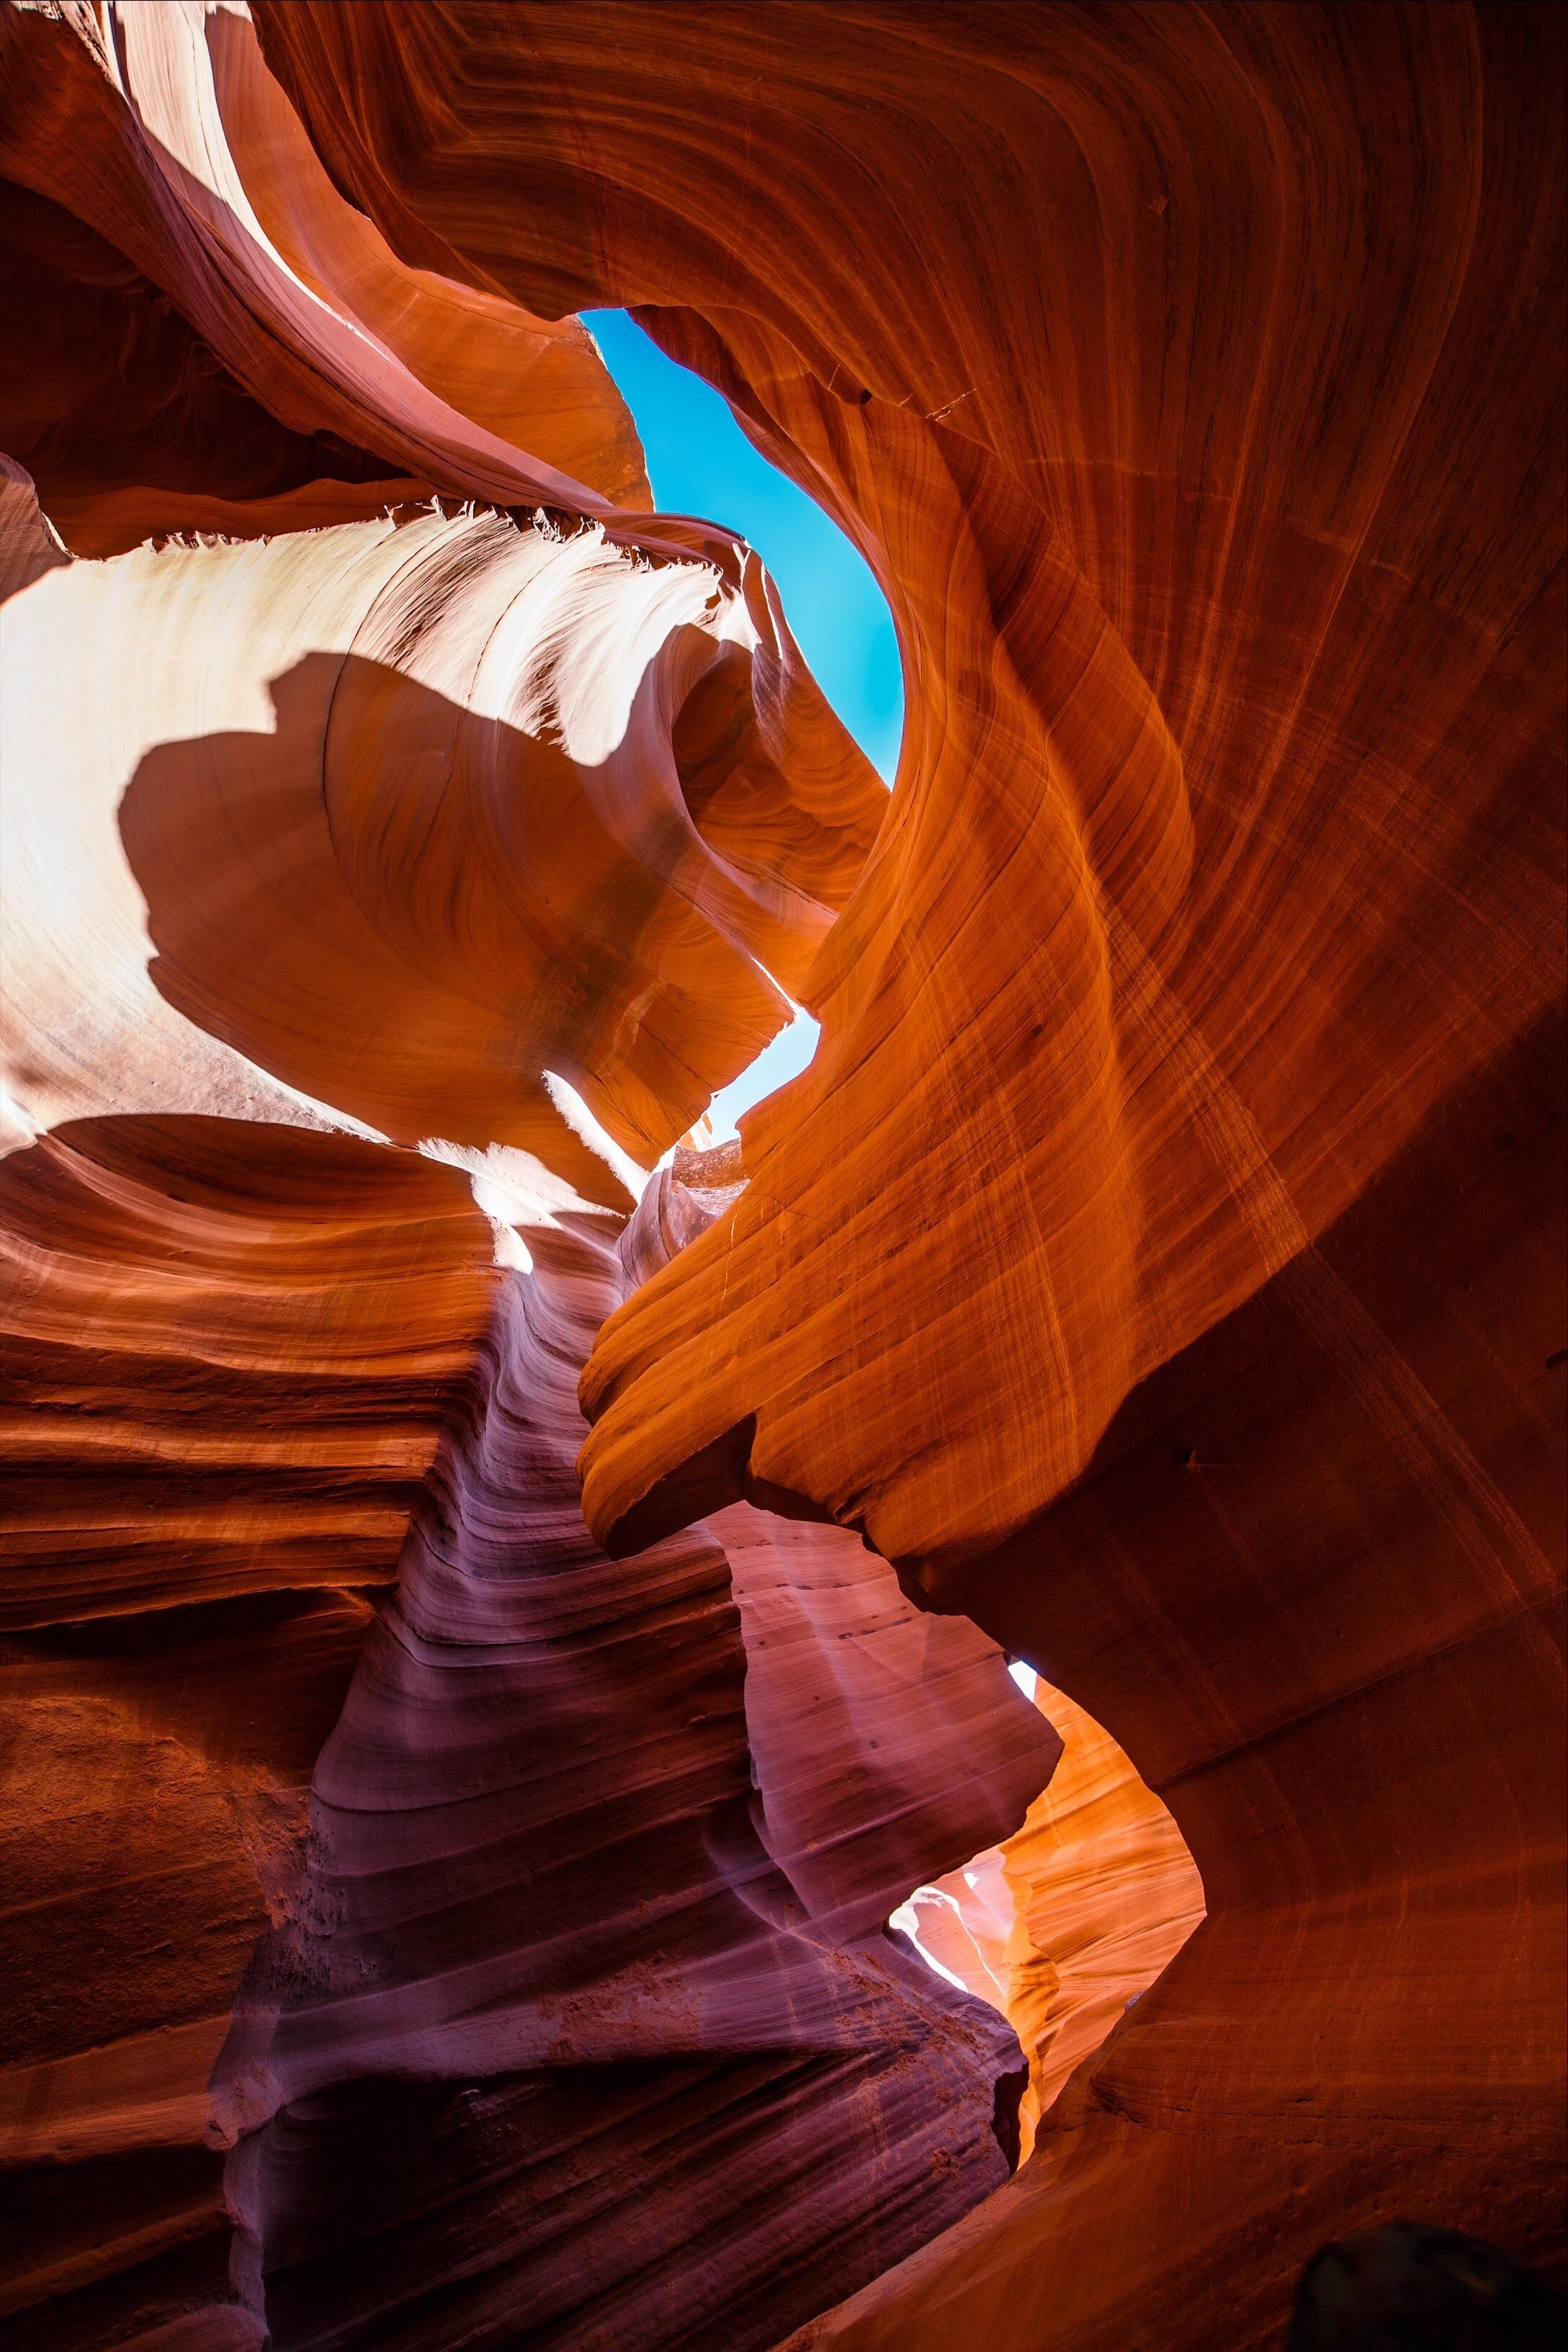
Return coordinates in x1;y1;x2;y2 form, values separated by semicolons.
0;1119;493;2346
891;1676;1207;2163
0;0;648;550
246;0;1566;2344
0;491;879;1175
215;1175;1049;2352
1;6;1051;2348
1;3;1563;2351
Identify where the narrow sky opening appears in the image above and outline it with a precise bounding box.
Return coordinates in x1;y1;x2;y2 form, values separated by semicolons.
581;310;903;781
581;310;902;1143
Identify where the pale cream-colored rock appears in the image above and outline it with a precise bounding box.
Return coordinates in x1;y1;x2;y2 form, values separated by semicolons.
0;485;879;1189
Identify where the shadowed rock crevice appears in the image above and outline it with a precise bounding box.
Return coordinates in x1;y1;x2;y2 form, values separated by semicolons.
217;1190;1051;2352
1;3;1563;2347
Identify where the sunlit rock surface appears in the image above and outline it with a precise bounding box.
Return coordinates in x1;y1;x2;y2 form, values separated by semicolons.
1;3;1564;2349
0;0;648;549
0;7;1035;2346
894;1678;1206;2164
253;0;1564;2340
0;490;878;1181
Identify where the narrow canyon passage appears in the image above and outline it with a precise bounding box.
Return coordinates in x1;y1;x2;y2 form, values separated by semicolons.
1;5;1563;2351
217;1169;1052;2350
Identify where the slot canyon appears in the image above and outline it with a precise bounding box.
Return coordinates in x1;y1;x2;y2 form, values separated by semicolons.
0;4;1562;2348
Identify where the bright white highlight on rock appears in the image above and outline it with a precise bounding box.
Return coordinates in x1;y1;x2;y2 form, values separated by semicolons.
541;1070;652;1200
887;1893;974;1993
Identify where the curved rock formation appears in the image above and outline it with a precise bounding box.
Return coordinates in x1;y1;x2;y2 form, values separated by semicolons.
4;501;876;1175
0;0;648;551
248;0;1566;2340
218;1177;1050;2351
2;3;1563;2349
1;12;1035;2346
0;1114;493;2348
893;1676;1206;2163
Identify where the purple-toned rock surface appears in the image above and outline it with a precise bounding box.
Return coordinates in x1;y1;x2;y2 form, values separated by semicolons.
218;1186;1050;2349
4;4;1562;2346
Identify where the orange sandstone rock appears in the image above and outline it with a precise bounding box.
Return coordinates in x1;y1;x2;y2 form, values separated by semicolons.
0;1116;492;2352
897;1679;1206;2164
0;3;1562;2347
1000;1682;1206;2158
251;0;1564;2335
0;1;648;552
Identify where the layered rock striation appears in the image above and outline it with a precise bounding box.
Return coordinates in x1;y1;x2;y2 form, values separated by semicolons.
1;8;1049;2345
218;1168;1049;2351
252;0;1565;2340
1;4;1564;2350
894;1676;1206;2165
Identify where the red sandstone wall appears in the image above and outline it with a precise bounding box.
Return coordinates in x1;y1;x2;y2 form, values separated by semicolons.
251;1;1565;2340
0;9;1048;2343
897;1676;1207;2164
1;4;1563;2348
